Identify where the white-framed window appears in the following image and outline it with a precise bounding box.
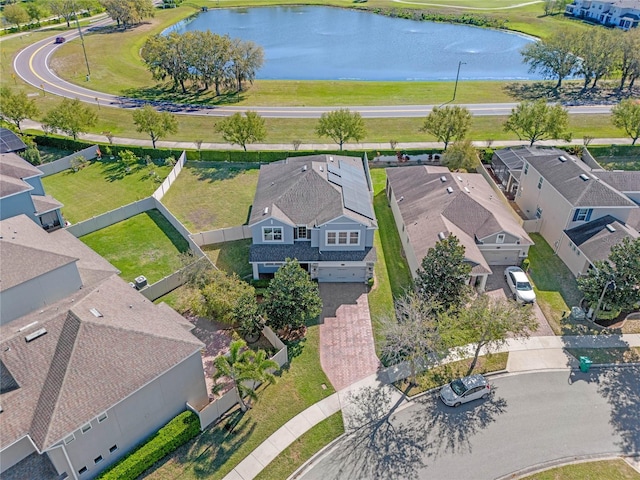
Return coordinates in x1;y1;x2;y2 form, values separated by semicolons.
294;226;310;240
97;412;108;423
326;230;360;246
81;423;92;434
262;226;283;242
496;234;505;244
535;207;543;219
264;262;283;267
64;434;75;445
537;177;544;190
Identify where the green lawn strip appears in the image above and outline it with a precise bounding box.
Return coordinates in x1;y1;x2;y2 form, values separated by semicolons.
396;352;509;397
527;233;584;335
161;163;259;232
254;412;345;480
41;159;172;223
80;210;189;283
520;458;640;480
143;322;335;480
565;347;640;364
202;240;253;279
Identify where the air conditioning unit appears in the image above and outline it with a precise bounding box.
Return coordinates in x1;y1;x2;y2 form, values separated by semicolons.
134;275;148;290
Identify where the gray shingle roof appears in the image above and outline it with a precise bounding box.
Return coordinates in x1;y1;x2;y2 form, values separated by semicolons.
591;171;640;193
0;242;77;291
250;243;376;263
32;194;63;215
0;153;42;199
565;215;639;264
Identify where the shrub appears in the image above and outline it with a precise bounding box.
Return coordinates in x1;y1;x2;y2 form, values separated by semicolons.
97;410;200;480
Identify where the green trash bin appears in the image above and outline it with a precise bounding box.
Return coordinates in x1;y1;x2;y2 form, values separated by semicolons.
579;356;592;373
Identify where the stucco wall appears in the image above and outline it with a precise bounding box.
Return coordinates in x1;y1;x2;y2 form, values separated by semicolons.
0;436;36;474
0;191;36;222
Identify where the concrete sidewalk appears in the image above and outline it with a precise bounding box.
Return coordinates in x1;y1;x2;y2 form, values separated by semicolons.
222;334;640;480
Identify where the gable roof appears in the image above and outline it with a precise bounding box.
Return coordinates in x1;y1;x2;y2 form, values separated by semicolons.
0;129;27;154
250;155;376;228
591;171;640;193
565;215;639;265
0;153;43;199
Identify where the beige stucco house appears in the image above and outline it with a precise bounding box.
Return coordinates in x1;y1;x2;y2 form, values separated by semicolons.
0;215;209;480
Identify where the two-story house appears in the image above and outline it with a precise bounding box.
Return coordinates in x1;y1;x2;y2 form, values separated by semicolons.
248;154;377;283
0;152;65;230
565;0;640;29
386;165;533;291
0;214;209;480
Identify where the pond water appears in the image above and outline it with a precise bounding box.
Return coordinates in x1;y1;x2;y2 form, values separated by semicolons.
169;6;541;81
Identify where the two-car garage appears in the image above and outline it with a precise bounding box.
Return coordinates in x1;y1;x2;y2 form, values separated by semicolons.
316;265;368;283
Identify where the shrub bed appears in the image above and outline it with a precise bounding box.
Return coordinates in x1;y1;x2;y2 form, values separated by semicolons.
97;410;200;480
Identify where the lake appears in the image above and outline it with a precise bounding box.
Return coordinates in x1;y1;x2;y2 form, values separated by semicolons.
169;6;541;81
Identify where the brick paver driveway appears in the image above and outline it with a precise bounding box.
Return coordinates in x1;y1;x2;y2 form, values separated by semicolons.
318;284;381;391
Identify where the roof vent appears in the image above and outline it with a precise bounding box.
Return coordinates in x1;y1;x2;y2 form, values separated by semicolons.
464;187;470;193
446;186;454;194
319;166;324;172
437;232;446;240
329;156;334;162
457;176;463;182
302;165;307;172
606;224;616;233
263;207;269;215
559;155;567;162
18;321;38;333
25;328;47;343
398;196;404;202
89;308;103;318
440;176;447;183
579;174;590;181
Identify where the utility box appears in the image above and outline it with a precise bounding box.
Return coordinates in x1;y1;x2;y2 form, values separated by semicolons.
579;356;592;373
134;275;148;290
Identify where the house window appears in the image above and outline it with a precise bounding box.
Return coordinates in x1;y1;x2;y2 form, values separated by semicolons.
496;234;505;244
294;226;310;240
524;163;529;175
94;456;103;464
572;208;593;222
78;467;88;475
326;230;360;246
262;226;283;242
64;434;75;445
97;412;108;423
109;445;118;454
81;423;92;434
535;207;543;219
568;241;573;248
537;177;544;190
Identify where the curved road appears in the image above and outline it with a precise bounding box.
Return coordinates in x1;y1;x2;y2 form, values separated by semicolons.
13;22;615;119
299;370;640;480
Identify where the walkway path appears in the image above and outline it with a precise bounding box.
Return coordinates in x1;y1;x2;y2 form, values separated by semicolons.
223;333;640;480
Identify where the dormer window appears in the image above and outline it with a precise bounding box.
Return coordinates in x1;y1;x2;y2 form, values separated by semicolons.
294;226;310;240
262;226;283;242
496;234;505;244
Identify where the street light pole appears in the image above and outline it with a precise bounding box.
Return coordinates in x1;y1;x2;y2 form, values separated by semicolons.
452;60;466;102
73;4;91;81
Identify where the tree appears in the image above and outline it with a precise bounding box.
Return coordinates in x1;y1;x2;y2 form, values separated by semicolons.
192;270;256;325
262;258;323;333
443;295;537;376
188;31;232;95
25;2;48;24
520;29;579;89
215;111;266;151
615;28;640;91
42;98;97;140
228;38;264;92
611;99;640;145
577;238;640;317
48;0;75;27
442;139;479;171
132;105;178;148
420;105;471;150
22;145;42;165
503;100;571;146
380;293;445;386
213;339;278;411
234;292;263;342
100;0;154;28
4;4;30;28
0;87;39;132
414;235;471;311
141;32;192;93
316;108;366;151
573;29;618;91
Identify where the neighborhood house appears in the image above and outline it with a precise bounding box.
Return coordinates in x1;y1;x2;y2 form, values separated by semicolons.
565;0;640;29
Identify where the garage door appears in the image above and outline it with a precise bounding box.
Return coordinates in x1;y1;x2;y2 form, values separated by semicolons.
482;250;522;265
317;266;367;283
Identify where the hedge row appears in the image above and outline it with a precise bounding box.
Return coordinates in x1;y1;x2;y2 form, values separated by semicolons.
97;410;200;480
586;144;640;158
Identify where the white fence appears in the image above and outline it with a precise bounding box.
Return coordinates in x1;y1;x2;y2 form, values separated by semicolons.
188;388;241;431
153;151;186;201
191;225;252;246
522;218;541;233
38;145;100;176
582;148;603;170
263;325;288;369
66;197;156;237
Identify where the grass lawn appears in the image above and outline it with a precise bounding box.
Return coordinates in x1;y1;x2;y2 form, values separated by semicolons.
161;162;259;232
80;210;189;283
143;319;335;480
254;412;344;480
396;352;509;397
527;233;585;335
566;347;640;364
41;158;172;223
521;458;640;480
368;168;413;355
202;239;252;279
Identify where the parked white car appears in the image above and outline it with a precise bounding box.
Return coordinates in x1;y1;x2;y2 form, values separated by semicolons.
440;374;492;407
504;266;536;304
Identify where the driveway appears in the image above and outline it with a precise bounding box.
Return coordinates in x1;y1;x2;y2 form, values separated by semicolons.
318;284;381;391
485;271;554;336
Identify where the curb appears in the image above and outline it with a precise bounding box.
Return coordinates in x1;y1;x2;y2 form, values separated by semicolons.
495;453;623;479
287;432;347;479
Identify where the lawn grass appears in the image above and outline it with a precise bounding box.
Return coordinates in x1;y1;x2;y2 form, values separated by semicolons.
202;239;252;279
41;158;172;223
80;210;189;283
254;412;344;480
143;319;335;480
161;162;260;232
527;233;585;335
566;347;640;364
521;458;640;480
396;352;509;397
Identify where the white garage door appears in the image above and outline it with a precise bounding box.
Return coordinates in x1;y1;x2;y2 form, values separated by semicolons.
482;250;522;265
317;266;367;283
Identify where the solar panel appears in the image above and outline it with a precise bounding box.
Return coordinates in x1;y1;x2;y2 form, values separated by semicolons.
339;160;374;219
327;172;342;186
0;128;27;154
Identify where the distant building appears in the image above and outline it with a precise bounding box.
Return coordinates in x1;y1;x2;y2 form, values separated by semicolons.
565;0;640;29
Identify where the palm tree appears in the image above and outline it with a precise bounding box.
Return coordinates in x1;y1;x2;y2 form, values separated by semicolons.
213;339;278;411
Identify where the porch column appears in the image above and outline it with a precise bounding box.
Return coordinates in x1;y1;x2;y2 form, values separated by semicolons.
252;263;259;280
477;274;488;292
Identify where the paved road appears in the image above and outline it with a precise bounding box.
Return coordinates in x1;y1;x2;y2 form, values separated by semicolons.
299;369;640;480
13;23;616;119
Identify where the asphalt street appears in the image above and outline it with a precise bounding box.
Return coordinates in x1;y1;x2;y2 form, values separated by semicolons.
299;369;640;480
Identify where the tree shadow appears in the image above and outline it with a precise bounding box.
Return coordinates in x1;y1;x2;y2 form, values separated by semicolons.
503;81;640;105
189;163;259;183
119;85;246;107
146;208;190;253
